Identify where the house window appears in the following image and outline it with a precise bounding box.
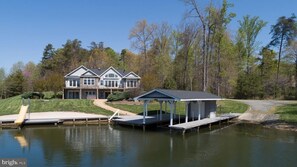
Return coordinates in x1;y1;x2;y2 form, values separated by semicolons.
134;81;137;87
130;81;133;87
115;81;118;87
100;80;104;85
109;74;115;77
84;78;95;86
69;80;78;87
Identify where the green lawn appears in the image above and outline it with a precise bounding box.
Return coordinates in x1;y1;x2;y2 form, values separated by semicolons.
276;104;297;123
107;100;248;115
0;96;112;116
217;100;249;114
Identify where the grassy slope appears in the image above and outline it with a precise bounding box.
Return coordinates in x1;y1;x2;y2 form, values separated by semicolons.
0;96;112;116
107;100;248;115
276;104;297;123
217;100;249;114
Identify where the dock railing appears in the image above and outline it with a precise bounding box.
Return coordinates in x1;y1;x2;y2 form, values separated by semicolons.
108;110;120;123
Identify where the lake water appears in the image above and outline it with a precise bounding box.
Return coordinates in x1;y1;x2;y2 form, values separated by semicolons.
0;124;297;167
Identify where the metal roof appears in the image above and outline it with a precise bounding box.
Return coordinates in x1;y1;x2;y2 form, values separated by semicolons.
135;89;221;101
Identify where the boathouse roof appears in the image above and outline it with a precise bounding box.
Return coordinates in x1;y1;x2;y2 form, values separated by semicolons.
134;89;221;101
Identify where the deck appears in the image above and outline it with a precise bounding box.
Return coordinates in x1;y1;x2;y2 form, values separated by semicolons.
170;113;240;132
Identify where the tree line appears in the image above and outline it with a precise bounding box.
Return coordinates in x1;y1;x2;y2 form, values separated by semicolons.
0;0;296;99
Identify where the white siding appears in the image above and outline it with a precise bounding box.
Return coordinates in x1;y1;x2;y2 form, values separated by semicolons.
100;69;121;88
70;68;87;77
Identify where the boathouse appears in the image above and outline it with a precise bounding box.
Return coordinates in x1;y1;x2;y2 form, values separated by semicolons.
134;89;222;127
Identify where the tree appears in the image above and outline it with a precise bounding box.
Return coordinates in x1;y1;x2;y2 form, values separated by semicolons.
269;14;297;97
42;44;55;62
23;62;39;92
129;20;156;75
184;0;207;91
5;70;25;97
10;61;24;74
285;41;297;99
259;47;277;98
41;44;56;75
0;68;6;98
237;15;267;73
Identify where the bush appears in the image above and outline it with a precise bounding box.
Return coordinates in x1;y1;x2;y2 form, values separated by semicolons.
55;91;63;99
43;91;55;99
107;91;129;101
21;92;44;99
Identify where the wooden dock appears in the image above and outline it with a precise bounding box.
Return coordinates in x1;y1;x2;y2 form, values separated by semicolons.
169;113;240;133
0;117;109;128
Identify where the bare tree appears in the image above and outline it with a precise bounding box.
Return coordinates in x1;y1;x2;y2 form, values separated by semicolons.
184;0;207;91
129;20;157;74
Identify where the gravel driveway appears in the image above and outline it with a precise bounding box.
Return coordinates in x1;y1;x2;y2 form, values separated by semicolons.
235;100;296;112
234;100;297;123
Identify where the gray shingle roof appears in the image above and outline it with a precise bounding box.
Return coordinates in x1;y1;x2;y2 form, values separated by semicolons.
136;89;221;101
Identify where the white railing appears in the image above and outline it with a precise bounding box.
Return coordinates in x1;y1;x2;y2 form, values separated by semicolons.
108;110;120;123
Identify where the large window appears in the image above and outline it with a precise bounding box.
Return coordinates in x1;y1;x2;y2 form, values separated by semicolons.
127;80;137;88
105;80;118;87
69;79;79;87
83;78;95;86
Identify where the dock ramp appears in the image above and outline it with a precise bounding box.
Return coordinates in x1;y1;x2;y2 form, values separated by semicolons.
14;105;29;125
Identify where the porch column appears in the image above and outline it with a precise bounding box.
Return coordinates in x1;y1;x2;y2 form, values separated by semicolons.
96;89;99;99
143;100;148;124
79;88;82;99
159;101;163;120
185;102;189;123
169;101;174;126
198;101;201;120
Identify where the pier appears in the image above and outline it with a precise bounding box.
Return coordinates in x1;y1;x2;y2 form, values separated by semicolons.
170;113;240;133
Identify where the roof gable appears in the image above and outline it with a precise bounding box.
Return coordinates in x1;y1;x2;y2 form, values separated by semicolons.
65;65;88;77
135;89;221;101
123;72;141;79
81;70;98;77
99;66;123;77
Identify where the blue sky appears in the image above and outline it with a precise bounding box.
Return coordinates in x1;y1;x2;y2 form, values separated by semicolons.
0;0;296;72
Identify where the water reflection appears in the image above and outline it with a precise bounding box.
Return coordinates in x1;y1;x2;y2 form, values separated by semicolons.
0;124;296;167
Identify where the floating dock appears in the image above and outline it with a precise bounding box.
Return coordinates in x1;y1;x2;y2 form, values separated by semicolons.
0;112;109;128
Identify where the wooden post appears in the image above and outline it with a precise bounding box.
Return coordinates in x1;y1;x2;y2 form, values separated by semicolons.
169;101;173;126
185;102;188;123
173;101;176;119
198;101;201;120
143;100;148;124
159;101;163;120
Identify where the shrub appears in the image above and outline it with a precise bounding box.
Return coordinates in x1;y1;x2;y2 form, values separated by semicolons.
55;91;63;99
43;91;55;99
21;92;44;99
107;91;129;101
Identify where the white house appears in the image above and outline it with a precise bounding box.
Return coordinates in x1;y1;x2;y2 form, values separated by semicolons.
64;65;141;99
